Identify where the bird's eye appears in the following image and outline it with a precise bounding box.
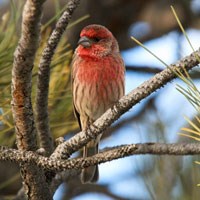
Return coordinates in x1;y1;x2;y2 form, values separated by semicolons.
92;37;101;42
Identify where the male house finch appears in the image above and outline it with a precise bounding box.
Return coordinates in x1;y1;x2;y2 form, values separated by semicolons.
71;24;125;183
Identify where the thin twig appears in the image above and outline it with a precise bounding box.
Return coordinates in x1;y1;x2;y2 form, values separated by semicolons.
35;0;80;154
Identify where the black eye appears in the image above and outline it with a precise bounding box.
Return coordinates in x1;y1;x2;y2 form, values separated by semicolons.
92;37;101;42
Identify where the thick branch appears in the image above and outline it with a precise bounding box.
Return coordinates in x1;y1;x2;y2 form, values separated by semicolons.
51;50;200;159
0;143;200;172
11;0;50;199
35;0;80;154
12;0;44;151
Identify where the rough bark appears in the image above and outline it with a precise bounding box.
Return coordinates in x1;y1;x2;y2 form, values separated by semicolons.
11;0;51;199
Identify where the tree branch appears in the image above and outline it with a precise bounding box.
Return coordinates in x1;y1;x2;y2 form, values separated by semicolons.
126;65;200;79
50;170;81;196
35;0;80;154
65;181;133;200
51;49;200;160
126;65;162;74
0;143;200;172
11;0;51;199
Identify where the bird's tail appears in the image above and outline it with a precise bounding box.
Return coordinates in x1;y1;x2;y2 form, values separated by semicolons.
81;142;99;184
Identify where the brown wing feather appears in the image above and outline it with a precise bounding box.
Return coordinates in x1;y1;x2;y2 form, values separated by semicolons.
73;102;82;130
71;54;82;130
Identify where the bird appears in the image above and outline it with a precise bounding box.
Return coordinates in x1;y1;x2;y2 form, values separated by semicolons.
71;24;125;183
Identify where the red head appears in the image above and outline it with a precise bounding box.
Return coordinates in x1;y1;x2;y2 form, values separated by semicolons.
76;24;119;59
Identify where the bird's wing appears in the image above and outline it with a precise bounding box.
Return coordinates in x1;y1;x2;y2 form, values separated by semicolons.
71;55;82;130
73;102;82;130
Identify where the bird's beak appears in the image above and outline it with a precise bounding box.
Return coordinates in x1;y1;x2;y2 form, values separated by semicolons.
78;36;92;48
